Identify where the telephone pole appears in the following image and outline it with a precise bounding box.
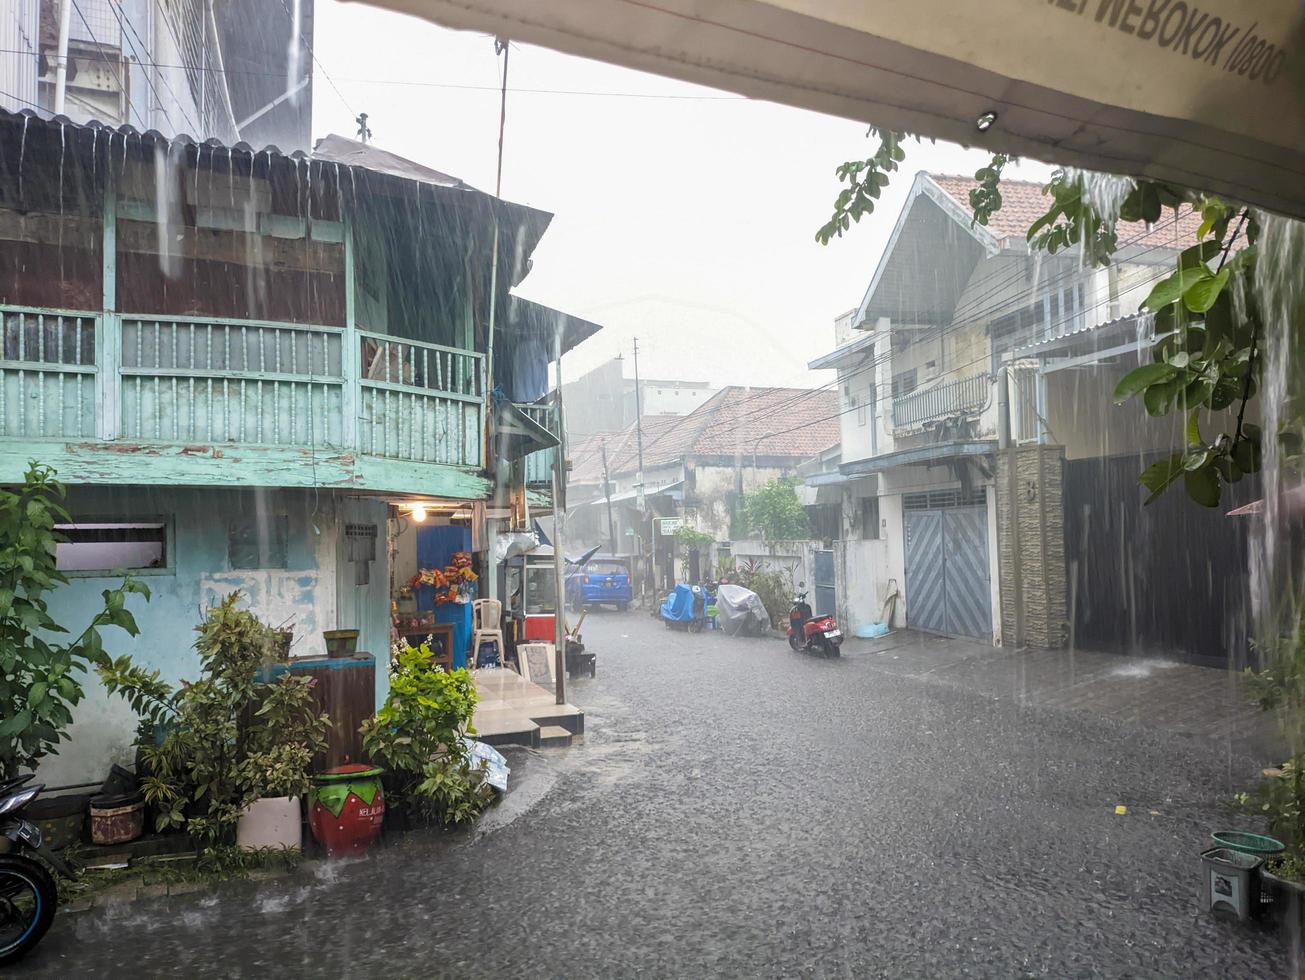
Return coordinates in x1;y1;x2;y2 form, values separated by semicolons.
632;338;649;597
600;441;617;555
632;337;646;514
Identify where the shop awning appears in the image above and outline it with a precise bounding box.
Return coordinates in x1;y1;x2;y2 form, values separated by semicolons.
840;440;996;476
363;0;1305;218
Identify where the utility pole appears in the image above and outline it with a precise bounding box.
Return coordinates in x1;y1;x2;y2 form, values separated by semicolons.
600;441;617;555
632;337;646;513
632;338;649;596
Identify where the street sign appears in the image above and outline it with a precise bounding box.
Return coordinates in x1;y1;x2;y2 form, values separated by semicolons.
657;518;682;536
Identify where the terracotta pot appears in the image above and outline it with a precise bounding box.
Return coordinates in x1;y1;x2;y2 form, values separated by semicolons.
236;796;303;851
89;793;145;845
307;764;385;857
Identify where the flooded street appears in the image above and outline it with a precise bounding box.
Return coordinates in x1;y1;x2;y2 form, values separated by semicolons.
19;611;1287;978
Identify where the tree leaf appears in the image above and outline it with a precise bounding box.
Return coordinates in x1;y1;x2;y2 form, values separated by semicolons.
1183;267;1230;313
1183;464;1221;507
1144;267;1206;311
1114;362;1178;403
1139;454;1185;502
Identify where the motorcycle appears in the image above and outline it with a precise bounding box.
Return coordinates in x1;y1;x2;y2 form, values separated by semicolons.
660;582;709;633
715;583;769;637
0;774;69;966
787;583;843;656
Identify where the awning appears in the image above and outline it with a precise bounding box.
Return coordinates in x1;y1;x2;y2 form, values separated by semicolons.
364;1;1305;219
840;440;996;476
496;398;559;458
1011;314;1150;361
572;480;684;508
808;330;875;370
505;295;603;357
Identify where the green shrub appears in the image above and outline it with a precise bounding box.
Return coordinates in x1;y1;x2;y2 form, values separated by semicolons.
360;643;492;826
98;592;328;853
0;462;150;779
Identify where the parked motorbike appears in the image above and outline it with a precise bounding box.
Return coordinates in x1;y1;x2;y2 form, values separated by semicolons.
787;583;843;656
660;583;709;633
715;583;769;637
0;774;69;966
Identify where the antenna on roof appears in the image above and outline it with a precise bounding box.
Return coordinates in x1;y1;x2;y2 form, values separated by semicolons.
356;112;372;144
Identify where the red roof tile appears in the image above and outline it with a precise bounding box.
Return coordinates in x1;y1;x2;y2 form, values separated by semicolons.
928;174;1203;252
572;387;839;480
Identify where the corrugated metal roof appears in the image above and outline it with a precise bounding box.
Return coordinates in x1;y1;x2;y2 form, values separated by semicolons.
1009;313;1147;358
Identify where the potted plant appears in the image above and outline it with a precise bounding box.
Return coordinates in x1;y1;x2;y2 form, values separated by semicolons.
98;592;328;858
360;642;493;830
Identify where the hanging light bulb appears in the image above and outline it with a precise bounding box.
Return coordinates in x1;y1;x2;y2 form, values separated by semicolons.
411;505;427;523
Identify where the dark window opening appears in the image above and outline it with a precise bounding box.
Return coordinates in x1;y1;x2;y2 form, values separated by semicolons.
56;521;167;572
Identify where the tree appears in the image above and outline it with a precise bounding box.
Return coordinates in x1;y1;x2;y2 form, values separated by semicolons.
0;463;149;779
741;478;809;544
820;137;1280;510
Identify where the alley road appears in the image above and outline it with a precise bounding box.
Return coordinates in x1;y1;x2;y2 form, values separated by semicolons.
19;611;1288;978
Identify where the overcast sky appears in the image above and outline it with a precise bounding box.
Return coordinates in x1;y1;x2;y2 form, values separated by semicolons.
312;1;1052;390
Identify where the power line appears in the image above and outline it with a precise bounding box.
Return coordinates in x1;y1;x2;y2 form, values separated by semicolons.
67;0;133;123
105;0;197;136
0;47;744;101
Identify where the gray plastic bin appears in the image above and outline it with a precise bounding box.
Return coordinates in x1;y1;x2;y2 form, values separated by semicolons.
1201;847;1262;921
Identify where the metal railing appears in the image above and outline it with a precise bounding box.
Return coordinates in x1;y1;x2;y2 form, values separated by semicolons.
891;372;989;428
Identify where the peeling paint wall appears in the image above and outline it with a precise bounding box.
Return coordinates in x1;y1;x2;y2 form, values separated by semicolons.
36;486;374;784
688;462;792;541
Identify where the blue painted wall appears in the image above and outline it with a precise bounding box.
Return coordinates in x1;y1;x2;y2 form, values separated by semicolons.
38;486;392;784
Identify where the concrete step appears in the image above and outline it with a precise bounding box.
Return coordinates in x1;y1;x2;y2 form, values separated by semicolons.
538;725;574;748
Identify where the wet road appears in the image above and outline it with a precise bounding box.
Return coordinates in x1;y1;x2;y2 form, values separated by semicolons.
19;611;1290;978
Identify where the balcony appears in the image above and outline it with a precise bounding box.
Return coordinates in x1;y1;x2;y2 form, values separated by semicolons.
0;306;489;498
891;372;990;430
515;402;558;486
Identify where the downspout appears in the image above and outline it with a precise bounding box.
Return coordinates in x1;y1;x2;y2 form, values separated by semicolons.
551;327;567;705
53;0;73;114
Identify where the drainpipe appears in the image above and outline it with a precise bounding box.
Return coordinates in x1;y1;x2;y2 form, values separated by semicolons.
53;0;73;114
997;365;1011;450
551;330;568;706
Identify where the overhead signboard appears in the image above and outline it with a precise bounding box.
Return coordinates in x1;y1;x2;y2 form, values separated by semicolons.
657;518;682;536
361;0;1305;217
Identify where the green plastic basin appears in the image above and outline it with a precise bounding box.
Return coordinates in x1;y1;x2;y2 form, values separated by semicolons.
1211;831;1286;856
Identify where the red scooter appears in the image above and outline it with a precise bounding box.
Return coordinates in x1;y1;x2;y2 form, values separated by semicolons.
787;584;842;657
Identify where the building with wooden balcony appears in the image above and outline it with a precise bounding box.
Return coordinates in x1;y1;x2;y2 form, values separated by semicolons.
0;109;598;781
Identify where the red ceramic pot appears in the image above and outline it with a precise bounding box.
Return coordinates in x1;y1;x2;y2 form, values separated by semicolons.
307;764;385;857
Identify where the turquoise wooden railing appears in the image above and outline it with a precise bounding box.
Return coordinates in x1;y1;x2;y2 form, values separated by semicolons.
0;307;99;439
0;305;486;470
516;402;557;485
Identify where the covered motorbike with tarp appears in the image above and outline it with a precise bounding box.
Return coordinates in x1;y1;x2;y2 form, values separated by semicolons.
660;583;708;633
715;584;770;637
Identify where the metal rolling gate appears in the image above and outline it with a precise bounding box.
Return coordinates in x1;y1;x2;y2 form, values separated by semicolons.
814;549;836;618
903;489;991;640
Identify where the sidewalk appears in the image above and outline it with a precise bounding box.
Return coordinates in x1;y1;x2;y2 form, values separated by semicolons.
844;630;1279;757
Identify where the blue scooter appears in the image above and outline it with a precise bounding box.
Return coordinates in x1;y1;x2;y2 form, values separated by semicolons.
660;583;708;633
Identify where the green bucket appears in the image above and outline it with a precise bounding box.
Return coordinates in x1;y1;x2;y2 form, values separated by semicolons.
1210;831;1286;856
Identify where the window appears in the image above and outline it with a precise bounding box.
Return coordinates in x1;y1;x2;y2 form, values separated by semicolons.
860;498;880;540
805;504;841;542
56;522;168;572
228;516;289;569
891;369;918;399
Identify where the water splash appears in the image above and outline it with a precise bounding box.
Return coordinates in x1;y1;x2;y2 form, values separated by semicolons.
17;114;27;199
286;0;303;108
1250;212;1305;639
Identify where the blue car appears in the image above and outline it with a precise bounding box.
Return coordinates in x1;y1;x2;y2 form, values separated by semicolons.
567;556;633;611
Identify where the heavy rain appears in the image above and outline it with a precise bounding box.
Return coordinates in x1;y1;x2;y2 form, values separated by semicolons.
0;1;1303;977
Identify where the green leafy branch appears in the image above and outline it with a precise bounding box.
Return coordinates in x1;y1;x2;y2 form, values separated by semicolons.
815;129;907;245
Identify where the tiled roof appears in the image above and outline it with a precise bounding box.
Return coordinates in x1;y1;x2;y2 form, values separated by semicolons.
928;174;1203;251
573;387;839;480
